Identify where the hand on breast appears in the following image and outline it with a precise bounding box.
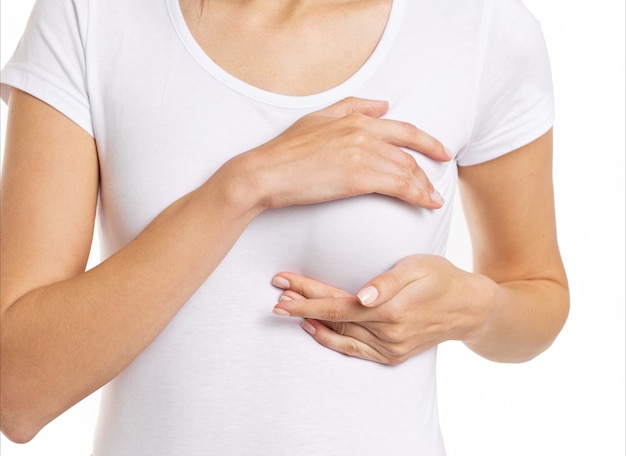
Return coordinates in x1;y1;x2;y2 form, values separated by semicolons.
270;254;494;365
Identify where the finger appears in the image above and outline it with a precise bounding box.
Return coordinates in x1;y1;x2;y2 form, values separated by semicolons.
278;290;306;302
300;319;390;364
272;296;376;323
356;255;429;307
319;319;396;352
271;273;352;299
321;96;389;119
322;319;400;345
384;120;453;162
355;143;445;208
313;320;440;365
354;115;453;162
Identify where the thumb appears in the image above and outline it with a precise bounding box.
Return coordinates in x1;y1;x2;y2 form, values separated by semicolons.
356;258;420;307
356;284;382;307
356;261;412;307
323;96;389;119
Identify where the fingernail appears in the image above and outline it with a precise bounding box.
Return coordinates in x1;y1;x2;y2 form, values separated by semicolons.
273;307;291;316
444;146;454;159
430;190;444;206
272;276;290;289
357;285;379;307
279;295;292;302
301;320;316;335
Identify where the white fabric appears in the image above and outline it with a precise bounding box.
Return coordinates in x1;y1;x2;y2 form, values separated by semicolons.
1;0;554;454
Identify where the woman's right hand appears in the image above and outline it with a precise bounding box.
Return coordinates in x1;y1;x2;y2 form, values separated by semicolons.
224;97;452;212
0;95;449;443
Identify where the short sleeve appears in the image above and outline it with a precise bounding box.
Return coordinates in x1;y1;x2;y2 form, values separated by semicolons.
456;0;554;166
0;0;93;136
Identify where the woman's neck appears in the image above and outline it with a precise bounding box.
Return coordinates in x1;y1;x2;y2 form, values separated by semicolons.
179;0;393;95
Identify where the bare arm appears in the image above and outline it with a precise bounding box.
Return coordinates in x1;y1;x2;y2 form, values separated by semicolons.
457;128;569;361
0;90;262;442
0;91;450;442
271;130;569;364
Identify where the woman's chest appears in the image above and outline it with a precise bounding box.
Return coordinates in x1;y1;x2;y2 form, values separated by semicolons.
178;0;393;96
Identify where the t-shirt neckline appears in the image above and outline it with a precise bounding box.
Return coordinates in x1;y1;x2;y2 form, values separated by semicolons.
165;0;406;108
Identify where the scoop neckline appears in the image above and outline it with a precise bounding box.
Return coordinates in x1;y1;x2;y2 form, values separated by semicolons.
166;0;406;108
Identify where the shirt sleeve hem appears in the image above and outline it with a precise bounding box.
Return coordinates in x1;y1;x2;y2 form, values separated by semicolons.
456;99;554;167
1;63;94;138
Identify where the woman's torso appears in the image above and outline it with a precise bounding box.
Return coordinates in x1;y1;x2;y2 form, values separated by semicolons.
87;0;487;453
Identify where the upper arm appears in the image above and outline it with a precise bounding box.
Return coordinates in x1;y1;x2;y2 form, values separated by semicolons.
458;129;567;286
0;88;99;312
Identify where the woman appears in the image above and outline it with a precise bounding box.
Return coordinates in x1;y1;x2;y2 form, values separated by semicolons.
0;0;569;454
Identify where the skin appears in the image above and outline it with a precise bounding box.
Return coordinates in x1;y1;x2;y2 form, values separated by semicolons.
0;93;447;443
272;129;569;365
0;0;569;445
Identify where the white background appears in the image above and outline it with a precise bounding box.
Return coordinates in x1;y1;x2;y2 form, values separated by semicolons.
1;0;624;455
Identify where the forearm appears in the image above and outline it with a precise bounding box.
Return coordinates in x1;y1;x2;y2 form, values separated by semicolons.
0;170;259;442
1;95;451;441
462;271;569;363
456;130;569;363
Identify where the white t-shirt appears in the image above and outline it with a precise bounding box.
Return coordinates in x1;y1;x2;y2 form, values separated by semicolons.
1;0;554;454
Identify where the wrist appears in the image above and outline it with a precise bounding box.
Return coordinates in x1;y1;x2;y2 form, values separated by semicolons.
203;151;270;217
456;271;501;345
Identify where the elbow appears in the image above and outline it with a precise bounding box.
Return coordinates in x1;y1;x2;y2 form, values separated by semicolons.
542;282;570;353
465;285;571;364
1;429;38;446
0;407;41;445
0;315;51;443
0;378;46;444
513;289;571;364
512;292;571;364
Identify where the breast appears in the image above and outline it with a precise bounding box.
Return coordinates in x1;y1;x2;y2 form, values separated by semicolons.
225;163;456;293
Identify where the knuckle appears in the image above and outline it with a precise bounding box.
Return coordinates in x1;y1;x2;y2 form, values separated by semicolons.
393;175;412;196
343;96;360;108
388;342;410;358
343;339;362;357
333;322;349;336
386;354;409;366
346;126;370;148
371;321;412;348
345;111;366;126
403;152;419;171
409;170;433;197
345;144;366;167
400;121;421;138
380;341;412;362
383;325;407;344
324;304;345;322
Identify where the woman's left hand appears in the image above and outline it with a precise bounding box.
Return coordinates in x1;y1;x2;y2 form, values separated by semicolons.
271;254;496;365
